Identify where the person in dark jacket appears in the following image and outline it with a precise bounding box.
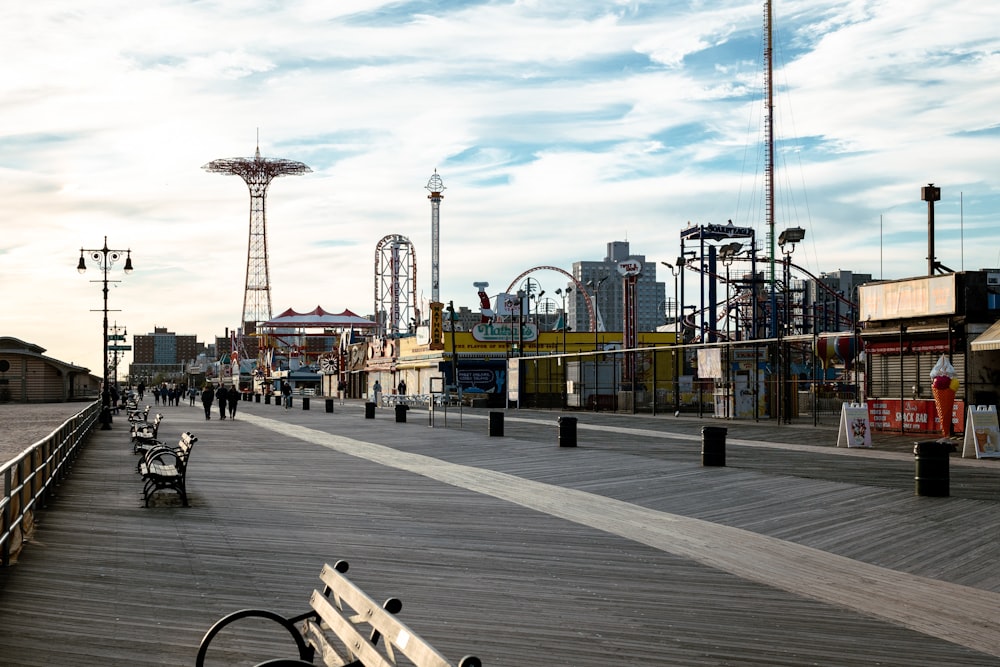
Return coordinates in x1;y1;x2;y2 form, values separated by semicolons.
216;384;229;420
201;384;215;420
227;386;239;419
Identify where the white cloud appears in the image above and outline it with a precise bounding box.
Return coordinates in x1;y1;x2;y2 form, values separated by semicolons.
2;0;999;372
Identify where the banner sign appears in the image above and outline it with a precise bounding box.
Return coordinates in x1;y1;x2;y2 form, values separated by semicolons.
868;398;966;434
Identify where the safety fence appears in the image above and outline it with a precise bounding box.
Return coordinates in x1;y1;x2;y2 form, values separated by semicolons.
1;401;99;566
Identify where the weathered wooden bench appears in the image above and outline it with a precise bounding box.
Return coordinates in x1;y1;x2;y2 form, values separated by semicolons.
131;412;163;454
195;560;481;667
138;431;197;507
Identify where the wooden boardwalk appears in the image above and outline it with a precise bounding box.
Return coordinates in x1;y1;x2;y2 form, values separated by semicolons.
1;400;998;666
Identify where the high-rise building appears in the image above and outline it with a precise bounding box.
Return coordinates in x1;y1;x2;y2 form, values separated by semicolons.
130;327;202;383
567;241;666;333
807;270;872;333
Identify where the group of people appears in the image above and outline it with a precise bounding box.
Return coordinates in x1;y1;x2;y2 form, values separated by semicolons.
200;384;241;420
136;380;187;407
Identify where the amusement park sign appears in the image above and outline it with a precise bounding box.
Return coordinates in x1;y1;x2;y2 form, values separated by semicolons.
471;322;537;342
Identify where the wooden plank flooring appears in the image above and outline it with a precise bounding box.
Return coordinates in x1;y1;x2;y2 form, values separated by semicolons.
0;400;998;666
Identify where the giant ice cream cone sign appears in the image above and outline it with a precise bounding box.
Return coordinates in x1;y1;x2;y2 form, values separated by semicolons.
929;355;959;438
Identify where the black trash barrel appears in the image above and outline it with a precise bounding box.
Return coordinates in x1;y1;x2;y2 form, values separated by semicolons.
254;393;260;403
365;402;376;419
395;404;408;423
302;397;310;411
702;426;727;466
325;399;334;413
914;440;950;497
264;394;271;405
558;416;578;447
489;411;504;437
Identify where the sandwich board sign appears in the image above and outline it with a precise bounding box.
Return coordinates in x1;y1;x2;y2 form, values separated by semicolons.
962;405;1000;459
837;402;872;448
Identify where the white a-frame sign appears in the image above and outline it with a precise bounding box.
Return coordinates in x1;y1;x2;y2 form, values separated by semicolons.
837;402;872;448
963;405;1000;459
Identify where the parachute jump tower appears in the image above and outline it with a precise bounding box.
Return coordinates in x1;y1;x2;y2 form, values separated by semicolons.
426;170;445;304
203;144;311;332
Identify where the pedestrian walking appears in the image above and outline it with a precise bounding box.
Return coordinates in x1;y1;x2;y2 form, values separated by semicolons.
373;379;382;407
281;381;292;409
188;386;197;406
397;379;406;395
201;384;214;420
227;386;239;419
338;378;346;405
216;384;229;420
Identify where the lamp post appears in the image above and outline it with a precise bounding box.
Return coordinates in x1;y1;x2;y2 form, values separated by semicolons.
108;322;128;389
777;227;805;424
661;260;683;412
78;237;133;430
555;287;573;354
446;301;460;400
586;275;608;350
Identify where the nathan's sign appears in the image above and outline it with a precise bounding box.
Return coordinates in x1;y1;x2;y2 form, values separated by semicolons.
472;322;537;342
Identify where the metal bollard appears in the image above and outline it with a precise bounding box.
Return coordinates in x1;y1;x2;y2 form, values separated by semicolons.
558;416;577;447
325;399;334;413
265;394;271;405
489;411;504;437
914;440;950;496
302;397;310;410
365;402;376;419
702;426;727;466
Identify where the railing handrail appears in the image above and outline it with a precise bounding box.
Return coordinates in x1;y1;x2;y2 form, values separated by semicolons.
1;401;100;566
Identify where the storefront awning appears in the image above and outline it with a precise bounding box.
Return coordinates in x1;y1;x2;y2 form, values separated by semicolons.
971;319;1000;351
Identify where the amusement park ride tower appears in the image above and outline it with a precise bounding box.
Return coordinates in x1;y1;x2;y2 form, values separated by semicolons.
203;144;311;332
426;170;445;304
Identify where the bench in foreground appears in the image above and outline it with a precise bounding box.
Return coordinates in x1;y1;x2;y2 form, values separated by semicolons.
196;560;480;667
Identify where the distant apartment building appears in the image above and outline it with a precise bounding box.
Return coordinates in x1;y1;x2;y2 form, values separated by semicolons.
807;270;872;333
566;241;666;334
130;327;202;383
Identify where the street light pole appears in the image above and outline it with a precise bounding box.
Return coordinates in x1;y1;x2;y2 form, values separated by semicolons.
661;260;683;412
78;237;133;430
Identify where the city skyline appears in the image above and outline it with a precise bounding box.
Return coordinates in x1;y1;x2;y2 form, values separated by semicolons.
2;1;999;374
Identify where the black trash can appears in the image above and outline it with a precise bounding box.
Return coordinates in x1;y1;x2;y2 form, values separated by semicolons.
395;404;408;423
325;399;334;413
489;411;504;437
254;394;260;403
702;426;727;466
264;394;271;405
302;397;310;411
558;416;577;447
365;402;376;419
914;440;950;497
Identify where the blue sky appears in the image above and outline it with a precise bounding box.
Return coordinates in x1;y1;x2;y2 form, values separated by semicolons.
2;0;999;373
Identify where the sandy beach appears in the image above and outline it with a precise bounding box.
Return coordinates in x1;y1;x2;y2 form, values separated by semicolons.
0;402;97;465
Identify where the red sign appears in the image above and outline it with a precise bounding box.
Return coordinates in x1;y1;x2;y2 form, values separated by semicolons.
868;398;965;433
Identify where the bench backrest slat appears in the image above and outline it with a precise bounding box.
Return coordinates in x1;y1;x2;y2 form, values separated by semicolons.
313;564;452;667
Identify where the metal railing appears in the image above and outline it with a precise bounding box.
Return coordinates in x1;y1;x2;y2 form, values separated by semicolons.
1;401;100;566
